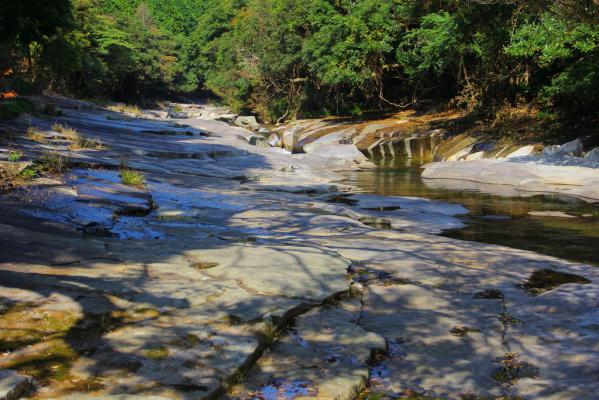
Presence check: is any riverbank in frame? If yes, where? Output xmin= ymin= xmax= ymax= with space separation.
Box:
xmin=1 ymin=97 xmax=598 ymax=400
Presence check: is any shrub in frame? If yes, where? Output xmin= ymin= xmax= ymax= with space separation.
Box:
xmin=0 ymin=98 xmax=35 ymax=120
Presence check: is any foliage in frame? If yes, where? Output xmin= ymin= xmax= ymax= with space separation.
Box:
xmin=119 ymin=163 xmax=146 ymax=188
xmin=0 ymin=98 xmax=35 ymax=120
xmin=8 ymin=151 xmax=22 ymax=162
xmin=0 ymin=0 xmax=598 ymax=124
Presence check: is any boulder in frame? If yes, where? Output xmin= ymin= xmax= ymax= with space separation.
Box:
xmin=543 ymin=145 xmax=563 ymax=157
xmin=282 ymin=128 xmax=300 ymax=152
xmin=248 ymin=135 xmax=269 ymax=148
xmin=234 ymin=116 xmax=260 ymax=131
xmin=267 ymin=133 xmax=281 ymax=147
xmin=584 ymin=147 xmax=599 ymax=162
xmin=561 ymin=139 xmax=583 ymax=156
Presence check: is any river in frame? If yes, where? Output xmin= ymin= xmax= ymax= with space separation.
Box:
xmin=348 ymin=159 xmax=599 ymax=265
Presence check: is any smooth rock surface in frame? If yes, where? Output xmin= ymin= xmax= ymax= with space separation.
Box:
xmin=1 ymin=96 xmax=597 ymax=400
xmin=422 ymin=159 xmax=599 ymax=202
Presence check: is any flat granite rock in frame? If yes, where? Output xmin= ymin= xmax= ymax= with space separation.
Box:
xmin=422 ymin=159 xmax=599 ymax=202
xmin=228 ymin=298 xmax=385 ymax=400
xmin=2 ymin=97 xmax=598 ymax=400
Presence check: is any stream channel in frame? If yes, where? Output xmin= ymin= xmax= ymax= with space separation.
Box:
xmin=348 ymin=159 xmax=599 ymax=265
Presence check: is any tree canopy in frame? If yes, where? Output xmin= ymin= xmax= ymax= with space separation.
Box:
xmin=1 ymin=0 xmax=598 ymax=122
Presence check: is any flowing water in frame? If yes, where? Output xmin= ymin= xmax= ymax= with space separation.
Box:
xmin=348 ymin=159 xmax=599 ymax=265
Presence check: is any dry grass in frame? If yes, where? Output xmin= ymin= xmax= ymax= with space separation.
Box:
xmin=69 ymin=135 xmax=105 ymax=150
xmin=493 ymin=103 xmax=540 ymax=127
xmin=53 ymin=124 xmax=105 ymax=150
xmin=51 ymin=122 xmax=64 ymax=133
xmin=109 ymin=103 xmax=142 ymax=117
xmin=39 ymin=151 xmax=66 ymax=174
xmin=26 ymin=126 xmax=47 ymax=143
xmin=491 ymin=102 xmax=545 ymax=142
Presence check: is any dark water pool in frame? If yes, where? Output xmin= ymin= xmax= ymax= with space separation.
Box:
xmin=348 ymin=159 xmax=599 ymax=265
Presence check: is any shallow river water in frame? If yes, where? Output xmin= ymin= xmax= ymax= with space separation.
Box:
xmin=348 ymin=159 xmax=599 ymax=265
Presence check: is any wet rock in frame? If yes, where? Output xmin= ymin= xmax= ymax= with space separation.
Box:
xmin=0 ymin=370 xmax=31 ymax=400
xmin=518 ymin=269 xmax=591 ymax=296
xmin=561 ymin=139 xmax=583 ymax=157
xmin=235 ymin=116 xmax=260 ymax=131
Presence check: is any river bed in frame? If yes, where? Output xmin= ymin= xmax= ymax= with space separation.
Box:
xmin=348 ymin=159 xmax=599 ymax=265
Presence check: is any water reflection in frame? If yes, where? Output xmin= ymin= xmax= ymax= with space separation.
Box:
xmin=348 ymin=159 xmax=599 ymax=265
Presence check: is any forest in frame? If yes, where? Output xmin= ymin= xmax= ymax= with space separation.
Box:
xmin=1 ymin=0 xmax=598 ymax=124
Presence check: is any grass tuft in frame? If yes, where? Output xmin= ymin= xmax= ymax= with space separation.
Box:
xmin=8 ymin=150 xmax=22 ymax=162
xmin=54 ymin=124 xmax=105 ymax=150
xmin=119 ymin=162 xmax=146 ymax=188
xmin=109 ymin=103 xmax=142 ymax=117
xmin=39 ymin=151 xmax=66 ymax=174
xmin=51 ymin=122 xmax=64 ymax=133
xmin=26 ymin=126 xmax=46 ymax=143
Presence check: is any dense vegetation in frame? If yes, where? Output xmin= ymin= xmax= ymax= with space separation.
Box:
xmin=1 ymin=0 xmax=598 ymax=123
